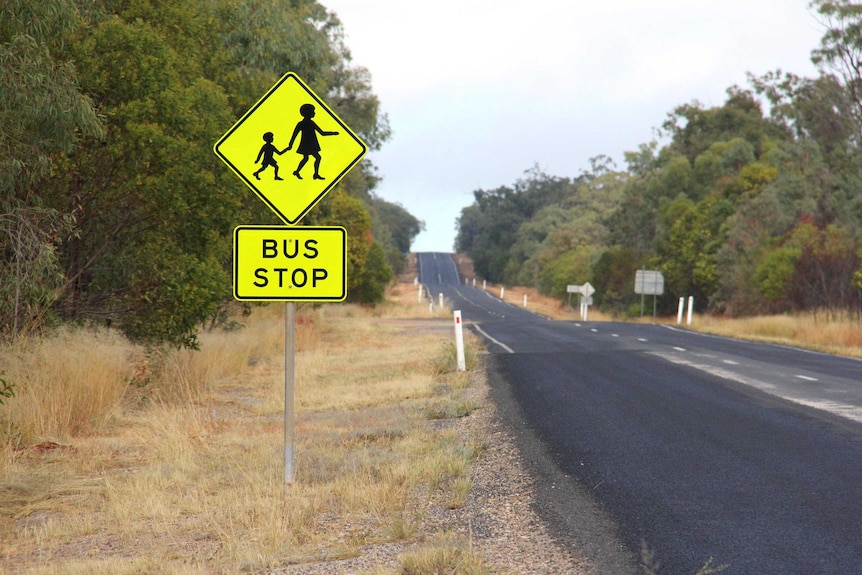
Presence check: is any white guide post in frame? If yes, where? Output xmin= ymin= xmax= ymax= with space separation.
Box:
xmin=454 ymin=310 xmax=466 ymax=372
xmin=677 ymin=297 xmax=685 ymax=324
xmin=687 ymin=296 xmax=694 ymax=325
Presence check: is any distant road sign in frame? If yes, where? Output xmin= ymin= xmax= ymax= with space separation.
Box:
xmin=566 ymin=283 xmax=596 ymax=296
xmin=635 ymin=270 xmax=664 ymax=295
xmin=214 ymin=73 xmax=367 ymax=225
xmin=233 ymin=226 xmax=346 ymax=301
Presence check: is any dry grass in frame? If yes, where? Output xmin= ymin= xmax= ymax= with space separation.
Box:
xmin=0 ymin=327 xmax=136 ymax=443
xmin=0 ymin=286 xmax=489 ymax=574
xmin=687 ymin=312 xmax=862 ymax=359
xmin=363 ymin=533 xmax=491 ymax=575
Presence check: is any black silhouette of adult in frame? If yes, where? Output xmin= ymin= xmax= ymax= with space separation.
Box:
xmin=285 ymin=103 xmax=338 ymax=180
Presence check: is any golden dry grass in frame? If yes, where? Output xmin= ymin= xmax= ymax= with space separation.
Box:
xmin=0 ymin=288 xmax=489 ymax=574
xmin=0 ymin=327 xmax=136 ymax=443
xmin=363 ymin=533 xmax=491 ymax=575
xmin=690 ymin=312 xmax=862 ymax=358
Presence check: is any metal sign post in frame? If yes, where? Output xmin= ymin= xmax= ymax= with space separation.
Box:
xmin=284 ymin=302 xmax=296 ymax=487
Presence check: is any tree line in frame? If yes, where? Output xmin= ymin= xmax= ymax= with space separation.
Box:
xmin=0 ymin=0 xmax=423 ymax=347
xmin=456 ymin=1 xmax=862 ymax=319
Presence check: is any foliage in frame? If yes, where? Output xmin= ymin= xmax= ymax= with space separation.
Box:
xmin=455 ymin=9 xmax=862 ymax=318
xmin=350 ymin=241 xmax=393 ymax=304
xmin=0 ymin=0 xmax=420 ymax=346
xmin=455 ymin=166 xmax=611 ymax=285
xmin=370 ymin=197 xmax=425 ymax=274
xmin=0 ymin=12 xmax=103 ymax=339
xmin=810 ymin=0 xmax=862 ymax=138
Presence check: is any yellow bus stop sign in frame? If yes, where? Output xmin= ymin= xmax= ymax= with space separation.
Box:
xmin=214 ymin=73 xmax=367 ymax=225
xmin=233 ymin=226 xmax=347 ymax=301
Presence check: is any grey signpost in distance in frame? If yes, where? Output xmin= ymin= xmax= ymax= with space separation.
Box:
xmin=635 ymin=270 xmax=664 ymax=320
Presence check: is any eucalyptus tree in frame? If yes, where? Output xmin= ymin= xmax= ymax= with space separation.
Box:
xmin=810 ymin=0 xmax=862 ymax=141
xmin=0 ymin=0 xmax=103 ymax=338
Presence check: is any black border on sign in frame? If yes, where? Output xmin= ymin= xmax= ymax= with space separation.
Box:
xmin=233 ymin=225 xmax=347 ymax=302
xmin=214 ymin=72 xmax=367 ymax=225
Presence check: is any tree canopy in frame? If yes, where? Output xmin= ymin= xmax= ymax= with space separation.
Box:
xmin=456 ymin=1 xmax=862 ymax=318
xmin=0 ymin=0 xmax=422 ymax=346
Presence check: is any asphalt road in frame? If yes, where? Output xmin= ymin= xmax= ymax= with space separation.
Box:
xmin=418 ymin=252 xmax=862 ymax=575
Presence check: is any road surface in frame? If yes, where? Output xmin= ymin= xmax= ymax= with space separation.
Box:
xmin=417 ymin=252 xmax=862 ymax=575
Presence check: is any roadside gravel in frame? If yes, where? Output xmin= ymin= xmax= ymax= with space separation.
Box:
xmin=277 ymin=365 xmax=595 ymax=575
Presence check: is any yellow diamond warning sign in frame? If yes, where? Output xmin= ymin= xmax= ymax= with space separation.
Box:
xmin=215 ymin=73 xmax=367 ymax=225
xmin=233 ymin=226 xmax=347 ymax=301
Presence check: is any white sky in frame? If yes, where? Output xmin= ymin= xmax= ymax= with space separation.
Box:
xmin=320 ymin=0 xmax=825 ymax=252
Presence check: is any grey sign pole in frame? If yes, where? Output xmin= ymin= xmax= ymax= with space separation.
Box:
xmin=284 ymin=302 xmax=296 ymax=487
xmin=640 ymin=269 xmax=645 ymax=317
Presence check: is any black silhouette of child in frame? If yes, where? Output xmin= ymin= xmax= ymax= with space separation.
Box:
xmin=285 ymin=103 xmax=338 ymax=180
xmin=253 ymin=132 xmax=284 ymax=180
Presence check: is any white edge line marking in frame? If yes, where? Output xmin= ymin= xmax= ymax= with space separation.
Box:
xmin=472 ymin=323 xmax=514 ymax=354
xmin=651 ymin=351 xmax=862 ymax=423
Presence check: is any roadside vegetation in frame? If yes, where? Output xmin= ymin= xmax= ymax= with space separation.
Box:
xmin=455 ymin=1 xmax=862 ymax=325
xmin=0 ymin=282 xmax=494 ymax=574
xmin=1 ymin=0 xmax=423 ymax=349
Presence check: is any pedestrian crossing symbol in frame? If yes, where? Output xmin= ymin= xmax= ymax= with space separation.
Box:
xmin=214 ymin=72 xmax=367 ymax=225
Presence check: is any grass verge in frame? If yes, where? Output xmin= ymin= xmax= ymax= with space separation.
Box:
xmin=0 ymin=283 xmax=495 ymax=574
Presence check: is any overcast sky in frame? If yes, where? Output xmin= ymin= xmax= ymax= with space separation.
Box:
xmin=320 ymin=1 xmax=825 ymax=253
